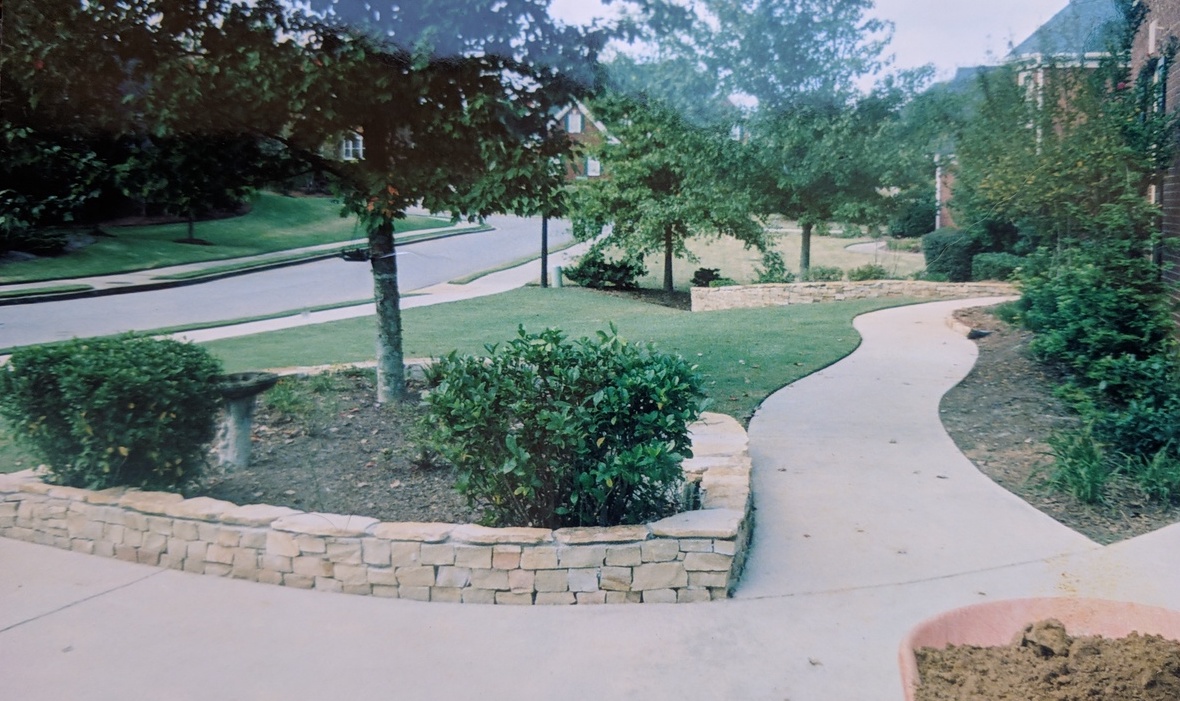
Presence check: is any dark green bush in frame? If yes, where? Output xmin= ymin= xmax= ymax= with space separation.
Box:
xmin=888 ymin=197 xmax=936 ymax=238
xmin=801 ymin=265 xmax=843 ymax=282
xmin=563 ymin=250 xmax=645 ymax=289
xmin=421 ymin=327 xmax=706 ymax=529
xmin=921 ymin=228 xmax=978 ymax=282
xmin=847 ymin=263 xmax=889 ymax=281
xmin=708 ymin=277 xmax=739 ymax=287
xmin=691 ymin=268 xmax=721 ymax=287
xmin=0 ymin=336 xmax=223 ymax=490
xmin=0 ymin=227 xmax=68 ymax=256
xmin=971 ymin=252 xmax=1025 ymax=281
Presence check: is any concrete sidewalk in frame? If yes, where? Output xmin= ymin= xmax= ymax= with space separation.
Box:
xmin=4 ymin=297 xmax=1180 ymax=700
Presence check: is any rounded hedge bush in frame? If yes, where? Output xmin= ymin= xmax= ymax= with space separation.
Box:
xmin=0 ymin=335 xmax=223 ymax=490
xmin=421 ymin=326 xmax=706 ymax=529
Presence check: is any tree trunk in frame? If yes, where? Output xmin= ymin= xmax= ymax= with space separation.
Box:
xmin=800 ymin=221 xmax=812 ymax=276
xmin=540 ymin=216 xmax=549 ymax=288
xmin=370 ymin=218 xmax=406 ymax=403
xmin=187 ymin=214 xmax=196 ymax=243
xmin=663 ymin=227 xmax=674 ymax=292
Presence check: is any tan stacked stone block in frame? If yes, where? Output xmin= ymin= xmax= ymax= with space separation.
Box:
xmin=266 ymin=531 xmax=301 ymax=558
xmin=600 ymin=567 xmax=632 ymax=591
xmin=641 ymin=539 xmax=680 ymax=563
xmin=216 ymin=529 xmax=241 ymax=547
xmin=272 ymin=512 xmax=378 ymax=537
xmin=554 ymin=525 xmax=648 ymax=544
xmin=296 ymin=535 xmax=327 ymax=554
xmin=361 ymin=538 xmax=391 ymax=566
xmin=454 ymin=545 xmax=492 ymax=569
xmin=491 ymin=545 xmax=521 ymax=569
xmin=534 ymin=569 xmax=569 ymax=592
xmin=567 ymin=568 xmax=600 ymax=593
xmin=172 ymin=520 xmax=199 ymax=541
xmin=631 ymin=562 xmax=687 ymax=591
xmin=392 ymin=542 xmax=425 ymax=566
xmin=221 ymin=504 xmax=301 ymax=527
xmin=557 ymin=545 xmax=605 ymax=568
xmin=314 ymin=576 xmax=343 ymax=593
xmin=283 ymin=574 xmax=314 ymax=589
xmin=642 ymin=589 xmax=677 ymax=603
xmin=452 ymin=524 xmax=552 ymax=545
xmin=689 ymin=571 xmax=728 ymax=588
xmin=605 ymin=545 xmax=642 ymax=567
xmin=684 ymin=552 xmax=732 ymax=572
xmin=400 ymin=586 xmax=431 ymax=602
xmin=370 ymin=521 xmax=453 ymax=543
xmin=535 ymin=592 xmax=576 ymax=605
xmin=367 ymin=568 xmax=399 ymax=587
xmin=333 ymin=563 xmax=368 ymax=586
xmin=435 ymin=566 xmax=471 ymax=588
xmin=677 ymin=588 xmax=713 ymax=603
xmin=470 ymin=568 xmax=509 ymax=591
xmin=326 ymin=540 xmax=362 ymax=565
xmin=292 ymin=556 xmax=333 ymax=577
xmin=520 ymin=546 xmax=558 ymax=570
xmin=508 ymin=569 xmax=535 ymax=593
xmin=396 ymin=566 xmax=436 ymax=587
xmin=431 ymin=587 xmax=463 ymax=603
xmin=495 ymin=592 xmax=533 ymax=605
xmin=462 ymin=589 xmax=496 ymax=604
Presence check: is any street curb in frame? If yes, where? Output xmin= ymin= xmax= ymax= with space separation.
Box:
xmin=0 ymin=226 xmax=488 ymax=307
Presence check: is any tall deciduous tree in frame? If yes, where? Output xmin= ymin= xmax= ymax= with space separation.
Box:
xmin=569 ymin=93 xmax=763 ymax=292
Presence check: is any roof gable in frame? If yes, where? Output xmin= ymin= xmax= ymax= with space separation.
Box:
xmin=1010 ymin=0 xmax=1125 ymax=58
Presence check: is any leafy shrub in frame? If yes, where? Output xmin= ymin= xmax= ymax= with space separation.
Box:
xmin=888 ymin=197 xmax=936 ymax=238
xmin=691 ymin=267 xmax=722 ymax=287
xmin=971 ymin=252 xmax=1025 ymax=281
xmin=754 ymin=250 xmax=794 ymax=283
xmin=801 ymin=265 xmax=843 ymax=282
xmin=563 ymin=249 xmax=645 ymax=290
xmin=1021 ymin=244 xmax=1174 ymax=396
xmin=0 ymin=227 xmax=68 ymax=256
xmin=421 ymin=327 xmax=706 ymax=529
xmin=887 ymin=237 xmax=923 ymax=253
xmin=921 ymin=228 xmax=978 ymax=282
xmin=708 ymin=277 xmax=739 ymax=287
xmin=847 ymin=263 xmax=889 ymax=281
xmin=1043 ymin=426 xmax=1109 ymax=504
xmin=0 ymin=336 xmax=223 ymax=490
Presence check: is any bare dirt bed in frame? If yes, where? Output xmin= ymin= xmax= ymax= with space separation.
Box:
xmin=942 ymin=306 xmax=1180 ymax=544
xmin=194 ymin=370 xmax=481 ymax=525
xmin=916 ymin=619 xmax=1180 ymax=701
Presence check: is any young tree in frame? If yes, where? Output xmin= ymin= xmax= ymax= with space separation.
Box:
xmin=569 ymin=93 xmax=763 ymax=292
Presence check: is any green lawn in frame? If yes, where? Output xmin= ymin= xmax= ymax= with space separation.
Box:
xmin=203 ymin=288 xmax=913 ymax=423
xmin=0 ymin=192 xmax=452 ymax=284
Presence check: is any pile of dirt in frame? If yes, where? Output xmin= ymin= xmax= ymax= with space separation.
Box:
xmin=916 ymin=619 xmax=1180 ymax=700
xmin=940 ymin=306 xmax=1180 ymax=544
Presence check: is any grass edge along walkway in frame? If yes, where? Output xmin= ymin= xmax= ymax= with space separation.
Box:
xmin=202 ymin=288 xmax=918 ymax=424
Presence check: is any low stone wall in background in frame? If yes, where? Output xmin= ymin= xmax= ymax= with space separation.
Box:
xmin=0 ymin=413 xmax=752 ymax=605
xmin=690 ymin=281 xmax=1017 ymax=312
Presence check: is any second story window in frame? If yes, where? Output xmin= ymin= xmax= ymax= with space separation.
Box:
xmin=341 ymin=134 xmax=365 ymax=161
xmin=567 ymin=112 xmax=584 ymax=134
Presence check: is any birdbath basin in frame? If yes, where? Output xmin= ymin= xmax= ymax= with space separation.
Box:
xmin=216 ymin=372 xmax=280 ymax=469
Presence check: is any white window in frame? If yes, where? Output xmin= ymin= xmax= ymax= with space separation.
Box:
xmin=585 ymin=157 xmax=601 ymax=177
xmin=341 ymin=134 xmax=365 ymax=161
xmin=567 ymin=111 xmax=584 ymax=134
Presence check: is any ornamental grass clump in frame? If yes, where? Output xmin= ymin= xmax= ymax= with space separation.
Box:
xmin=422 ymin=326 xmax=706 ymax=529
xmin=0 ymin=335 xmax=223 ymax=490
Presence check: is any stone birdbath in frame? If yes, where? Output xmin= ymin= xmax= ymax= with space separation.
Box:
xmin=216 ymin=371 xmax=280 ymax=470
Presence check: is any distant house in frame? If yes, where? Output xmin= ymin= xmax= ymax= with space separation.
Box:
xmin=936 ymin=0 xmax=1125 ymax=227
xmin=553 ymin=99 xmax=613 ymax=181
xmin=1131 ymin=0 xmax=1180 ymax=319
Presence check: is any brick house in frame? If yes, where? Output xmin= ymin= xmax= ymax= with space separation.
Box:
xmin=1131 ymin=0 xmax=1180 ymax=319
xmin=937 ymin=0 xmax=1124 ymax=227
xmin=553 ymin=99 xmax=612 ymax=181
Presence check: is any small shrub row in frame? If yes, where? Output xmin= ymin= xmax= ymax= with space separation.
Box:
xmin=421 ymin=327 xmax=706 ymax=529
xmin=0 ymin=336 xmax=223 ymax=490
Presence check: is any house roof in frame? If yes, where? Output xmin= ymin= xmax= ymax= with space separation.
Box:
xmin=1009 ymin=0 xmax=1125 ymax=58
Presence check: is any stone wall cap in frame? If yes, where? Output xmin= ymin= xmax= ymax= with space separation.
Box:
xmin=17 ymin=480 xmax=53 ymax=495
xmin=554 ymin=525 xmax=649 ymax=544
xmin=119 ymin=490 xmax=185 ymax=514
xmin=0 ymin=470 xmax=41 ymax=493
xmin=222 ymin=503 xmax=304 ymax=527
xmin=369 ymin=521 xmax=455 ymax=542
xmin=648 ymin=509 xmax=743 ymax=538
xmin=85 ymin=487 xmax=128 ymax=505
xmin=272 ymin=512 xmax=378 ymax=537
xmin=451 ymin=524 xmax=554 ymax=545
xmin=163 ymin=496 xmax=239 ymax=522
xmin=46 ymin=485 xmax=93 ymax=501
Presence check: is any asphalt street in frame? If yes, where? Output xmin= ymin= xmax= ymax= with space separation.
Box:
xmin=0 ymin=215 xmax=571 ymax=348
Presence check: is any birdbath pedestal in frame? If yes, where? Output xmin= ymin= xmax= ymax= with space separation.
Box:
xmin=217 ymin=372 xmax=280 ymax=469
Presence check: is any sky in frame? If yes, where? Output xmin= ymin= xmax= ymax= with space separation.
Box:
xmin=549 ymin=0 xmax=1073 ymax=83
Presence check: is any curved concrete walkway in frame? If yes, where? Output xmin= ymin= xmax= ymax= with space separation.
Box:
xmin=4 ymin=298 xmax=1180 ymax=700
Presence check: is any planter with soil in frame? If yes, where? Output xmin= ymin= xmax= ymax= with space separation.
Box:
xmin=901 ymin=598 xmax=1180 ymax=700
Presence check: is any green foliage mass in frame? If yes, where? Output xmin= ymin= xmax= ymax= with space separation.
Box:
xmin=0 ymin=336 xmax=223 ymax=490
xmin=970 ymin=252 xmax=1024 ymax=282
xmin=921 ymin=228 xmax=977 ymax=282
xmin=563 ymin=250 xmax=645 ymax=290
xmin=421 ymin=327 xmax=706 ymax=529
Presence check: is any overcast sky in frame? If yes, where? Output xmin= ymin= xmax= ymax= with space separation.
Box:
xmin=550 ymin=0 xmax=1072 ymax=82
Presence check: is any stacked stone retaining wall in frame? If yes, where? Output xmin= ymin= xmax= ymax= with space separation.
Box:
xmin=0 ymin=413 xmax=751 ymax=605
xmin=690 ymin=281 xmax=1017 ymax=312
